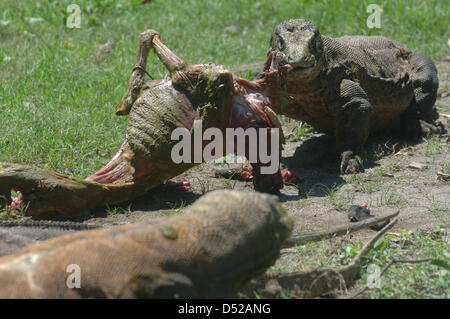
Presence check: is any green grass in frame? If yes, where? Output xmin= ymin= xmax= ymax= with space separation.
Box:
xmin=360 ymin=228 xmax=450 ymax=298
xmin=441 ymin=163 xmax=450 ymax=174
xmin=271 ymin=228 xmax=449 ymax=298
xmin=0 ymin=0 xmax=449 ymax=178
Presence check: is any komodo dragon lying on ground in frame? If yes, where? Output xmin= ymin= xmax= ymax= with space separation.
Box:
xmin=0 ymin=190 xmax=292 ymax=298
xmin=1 ymin=29 xmax=296 ymax=217
xmin=0 ymin=189 xmax=399 ymax=298
xmin=259 ymin=19 xmax=441 ymax=173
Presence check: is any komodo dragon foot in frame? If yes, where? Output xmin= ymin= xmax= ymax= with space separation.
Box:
xmin=0 ymin=190 xmax=293 ymax=298
xmin=340 ymin=151 xmax=364 ymax=174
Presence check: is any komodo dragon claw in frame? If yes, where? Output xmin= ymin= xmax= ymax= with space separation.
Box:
xmin=340 ymin=151 xmax=363 ymax=174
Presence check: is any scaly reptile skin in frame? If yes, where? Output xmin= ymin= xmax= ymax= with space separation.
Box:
xmin=0 ymin=220 xmax=101 ymax=257
xmin=0 ymin=190 xmax=292 ymax=298
xmin=262 ymin=19 xmax=440 ymax=173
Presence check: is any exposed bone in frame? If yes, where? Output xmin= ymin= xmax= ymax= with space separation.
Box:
xmin=151 ymin=34 xmax=188 ymax=73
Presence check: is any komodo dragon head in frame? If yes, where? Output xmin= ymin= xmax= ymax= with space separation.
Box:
xmin=267 ymin=19 xmax=324 ymax=79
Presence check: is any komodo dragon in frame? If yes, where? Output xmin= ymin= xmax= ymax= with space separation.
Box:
xmin=1 ymin=29 xmax=296 ymax=217
xmin=0 ymin=190 xmax=292 ymax=298
xmin=260 ymin=19 xmax=441 ymax=173
xmin=0 ymin=190 xmax=400 ymax=299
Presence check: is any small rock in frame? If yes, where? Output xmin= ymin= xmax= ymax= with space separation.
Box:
xmin=408 ymin=162 xmax=426 ymax=170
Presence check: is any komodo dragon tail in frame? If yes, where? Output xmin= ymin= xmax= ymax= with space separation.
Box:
xmin=0 ymin=190 xmax=292 ymax=298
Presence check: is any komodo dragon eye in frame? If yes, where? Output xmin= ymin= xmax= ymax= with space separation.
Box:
xmin=314 ymin=38 xmax=323 ymax=53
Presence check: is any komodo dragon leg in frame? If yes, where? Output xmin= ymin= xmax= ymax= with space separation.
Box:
xmin=0 ymin=190 xmax=292 ymax=298
xmin=115 ymin=30 xmax=187 ymax=116
xmin=114 ymin=30 xmax=191 ymax=190
xmin=335 ymin=79 xmax=372 ymax=174
xmin=401 ymin=53 xmax=442 ymax=138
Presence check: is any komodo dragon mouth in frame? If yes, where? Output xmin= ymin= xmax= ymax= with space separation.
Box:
xmin=0 ymin=30 xmax=287 ymax=218
xmin=265 ymin=19 xmax=324 ymax=80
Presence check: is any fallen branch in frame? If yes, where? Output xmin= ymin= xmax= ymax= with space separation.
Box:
xmin=282 ymin=210 xmax=399 ymax=248
xmin=240 ymin=217 xmax=398 ymax=298
xmin=347 ymin=257 xmax=432 ymax=299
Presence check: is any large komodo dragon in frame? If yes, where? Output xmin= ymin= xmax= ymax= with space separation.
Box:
xmin=0 ymin=190 xmax=292 ymax=298
xmin=1 ymin=29 xmax=293 ymax=217
xmin=0 ymin=188 xmax=399 ymax=299
xmin=260 ymin=19 xmax=441 ymax=173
